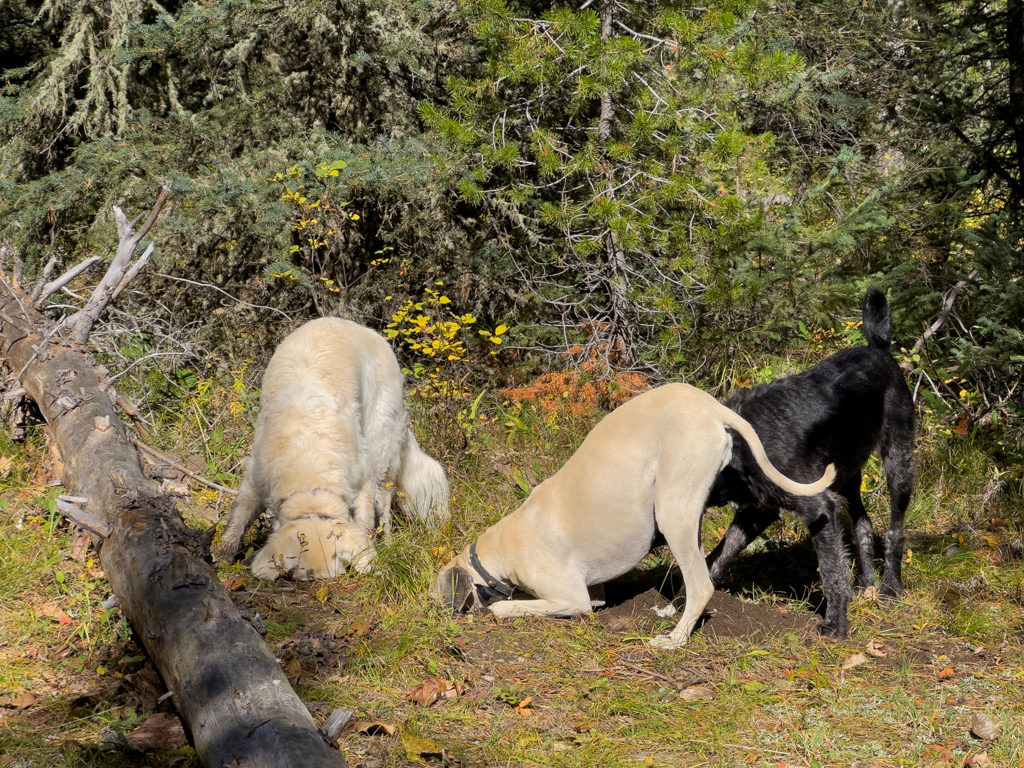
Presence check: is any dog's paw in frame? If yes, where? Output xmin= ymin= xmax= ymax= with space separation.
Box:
xmin=815 ymin=622 xmax=846 ymax=640
xmin=649 ymin=633 xmax=685 ymax=650
xmin=879 ymin=582 xmax=904 ymax=600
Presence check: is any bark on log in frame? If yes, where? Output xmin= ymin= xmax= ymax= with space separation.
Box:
xmin=0 ymin=221 xmax=345 ymax=768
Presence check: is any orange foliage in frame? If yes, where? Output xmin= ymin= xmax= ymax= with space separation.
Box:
xmin=501 ymin=349 xmax=648 ymax=418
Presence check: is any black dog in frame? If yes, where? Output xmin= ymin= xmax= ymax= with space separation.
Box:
xmin=705 ymin=287 xmax=915 ymax=638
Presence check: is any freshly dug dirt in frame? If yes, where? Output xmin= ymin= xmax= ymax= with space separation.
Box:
xmin=701 ymin=591 xmax=817 ymax=640
xmin=596 ymin=588 xmax=670 ymax=634
xmin=597 ymin=588 xmax=817 ymax=639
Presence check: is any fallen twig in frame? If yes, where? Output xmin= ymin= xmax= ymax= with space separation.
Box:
xmin=135 ymin=441 xmax=239 ymax=496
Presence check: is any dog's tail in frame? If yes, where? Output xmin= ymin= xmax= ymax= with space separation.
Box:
xmin=397 ymin=430 xmax=450 ymax=525
xmin=863 ymin=287 xmax=892 ymax=351
xmin=719 ymin=408 xmax=836 ymax=496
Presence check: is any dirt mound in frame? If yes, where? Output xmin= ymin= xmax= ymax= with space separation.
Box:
xmin=596 ymin=588 xmax=670 ymax=633
xmin=702 ymin=591 xmax=817 ymax=639
xmin=597 ymin=589 xmax=816 ymax=639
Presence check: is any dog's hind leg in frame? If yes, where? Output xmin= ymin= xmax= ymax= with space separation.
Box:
xmin=880 ymin=388 xmax=915 ymax=597
xmin=841 ymin=473 xmax=877 ymax=590
xmin=796 ymin=494 xmax=853 ymax=638
xmin=705 ymin=504 xmax=781 ymax=586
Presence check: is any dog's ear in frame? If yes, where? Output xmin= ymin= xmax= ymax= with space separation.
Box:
xmin=435 ymin=566 xmax=476 ymax=613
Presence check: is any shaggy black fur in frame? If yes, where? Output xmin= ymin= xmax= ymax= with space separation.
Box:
xmin=706 ymin=287 xmax=916 ymax=639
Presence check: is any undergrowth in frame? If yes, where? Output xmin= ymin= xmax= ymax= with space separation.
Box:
xmin=1 ymin=350 xmax=1022 ymax=768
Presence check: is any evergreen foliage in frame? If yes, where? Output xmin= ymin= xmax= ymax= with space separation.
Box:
xmin=0 ymin=0 xmax=1020 ymax=437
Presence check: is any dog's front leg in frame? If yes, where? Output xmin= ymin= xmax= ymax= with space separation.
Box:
xmin=489 ymin=597 xmax=593 ymax=618
xmin=217 ymin=466 xmax=263 ymax=560
xmin=488 ymin=577 xmax=592 ymax=618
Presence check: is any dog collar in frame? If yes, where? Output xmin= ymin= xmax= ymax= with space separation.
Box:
xmin=468 ymin=541 xmax=515 ymax=600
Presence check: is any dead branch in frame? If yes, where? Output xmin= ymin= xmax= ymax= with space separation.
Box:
xmin=56 ymin=498 xmax=112 ymax=538
xmin=30 ymin=255 xmax=58 ymax=303
xmin=111 ymin=243 xmax=154 ymax=301
xmin=135 ymin=441 xmax=240 ymax=496
xmin=116 ymin=394 xmax=152 ymax=441
xmin=37 ymin=256 xmax=101 ymax=303
xmin=70 ymin=187 xmax=170 ymax=343
xmin=911 ymin=269 xmax=979 ymax=355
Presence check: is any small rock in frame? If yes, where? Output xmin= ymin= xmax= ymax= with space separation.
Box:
xmin=98 ymin=726 xmax=134 ymax=750
xmin=652 ymin=603 xmax=678 ymax=618
xmin=678 ymin=686 xmax=714 ymax=702
xmin=967 ymin=751 xmax=994 ymax=767
xmin=943 ymin=543 xmax=961 ymax=557
xmin=551 ymin=741 xmax=570 ymax=752
xmin=970 ymin=712 xmax=999 ymax=741
xmin=99 ymin=594 xmax=120 ymax=610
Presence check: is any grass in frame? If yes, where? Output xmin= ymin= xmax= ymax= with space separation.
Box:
xmin=1 ymin=389 xmax=1022 ymax=768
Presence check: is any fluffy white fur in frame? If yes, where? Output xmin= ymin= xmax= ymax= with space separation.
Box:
xmin=433 ymin=383 xmax=835 ymax=649
xmin=218 ymin=317 xmax=449 ymax=579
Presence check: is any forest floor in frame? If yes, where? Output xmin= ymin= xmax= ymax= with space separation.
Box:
xmin=0 ymin=397 xmax=1022 ymax=768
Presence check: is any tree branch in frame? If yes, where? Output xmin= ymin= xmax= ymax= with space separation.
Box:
xmin=30 ymin=256 xmax=58 ymax=303
xmin=135 ymin=441 xmax=240 ymax=496
xmin=56 ymin=498 xmax=112 ymax=538
xmin=911 ymin=269 xmax=979 ymax=355
xmin=37 ymin=256 xmax=101 ymax=303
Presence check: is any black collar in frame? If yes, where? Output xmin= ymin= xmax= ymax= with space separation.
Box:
xmin=468 ymin=541 xmax=515 ymax=601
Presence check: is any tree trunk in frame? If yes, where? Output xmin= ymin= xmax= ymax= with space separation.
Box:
xmin=1008 ymin=0 xmax=1024 ymax=213
xmin=598 ymin=0 xmax=634 ymax=367
xmin=0 ymin=201 xmax=345 ymax=768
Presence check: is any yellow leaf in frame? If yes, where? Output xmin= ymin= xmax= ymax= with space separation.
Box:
xmin=495 ymin=324 xmax=508 ymax=335
xmin=490 ymin=337 xmax=502 ymax=344
xmin=439 ymin=296 xmax=451 ymax=304
xmin=350 ymin=214 xmax=360 ymax=220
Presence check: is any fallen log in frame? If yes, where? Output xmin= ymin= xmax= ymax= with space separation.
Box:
xmin=0 ymin=190 xmax=345 ymax=768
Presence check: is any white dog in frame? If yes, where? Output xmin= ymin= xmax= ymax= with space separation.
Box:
xmin=433 ymin=383 xmax=835 ymax=649
xmin=217 ymin=317 xmax=449 ymax=579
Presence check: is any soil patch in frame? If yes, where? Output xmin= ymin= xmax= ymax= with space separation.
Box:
xmin=701 ymin=591 xmax=817 ymax=640
xmin=596 ymin=588 xmax=670 ymax=634
xmin=596 ymin=588 xmax=817 ymax=639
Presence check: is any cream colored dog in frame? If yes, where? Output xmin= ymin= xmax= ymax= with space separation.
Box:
xmin=433 ymin=383 xmax=835 ymax=649
xmin=217 ymin=317 xmax=449 ymax=580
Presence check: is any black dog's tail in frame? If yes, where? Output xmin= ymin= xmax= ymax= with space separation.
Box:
xmin=863 ymin=287 xmax=892 ymax=351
